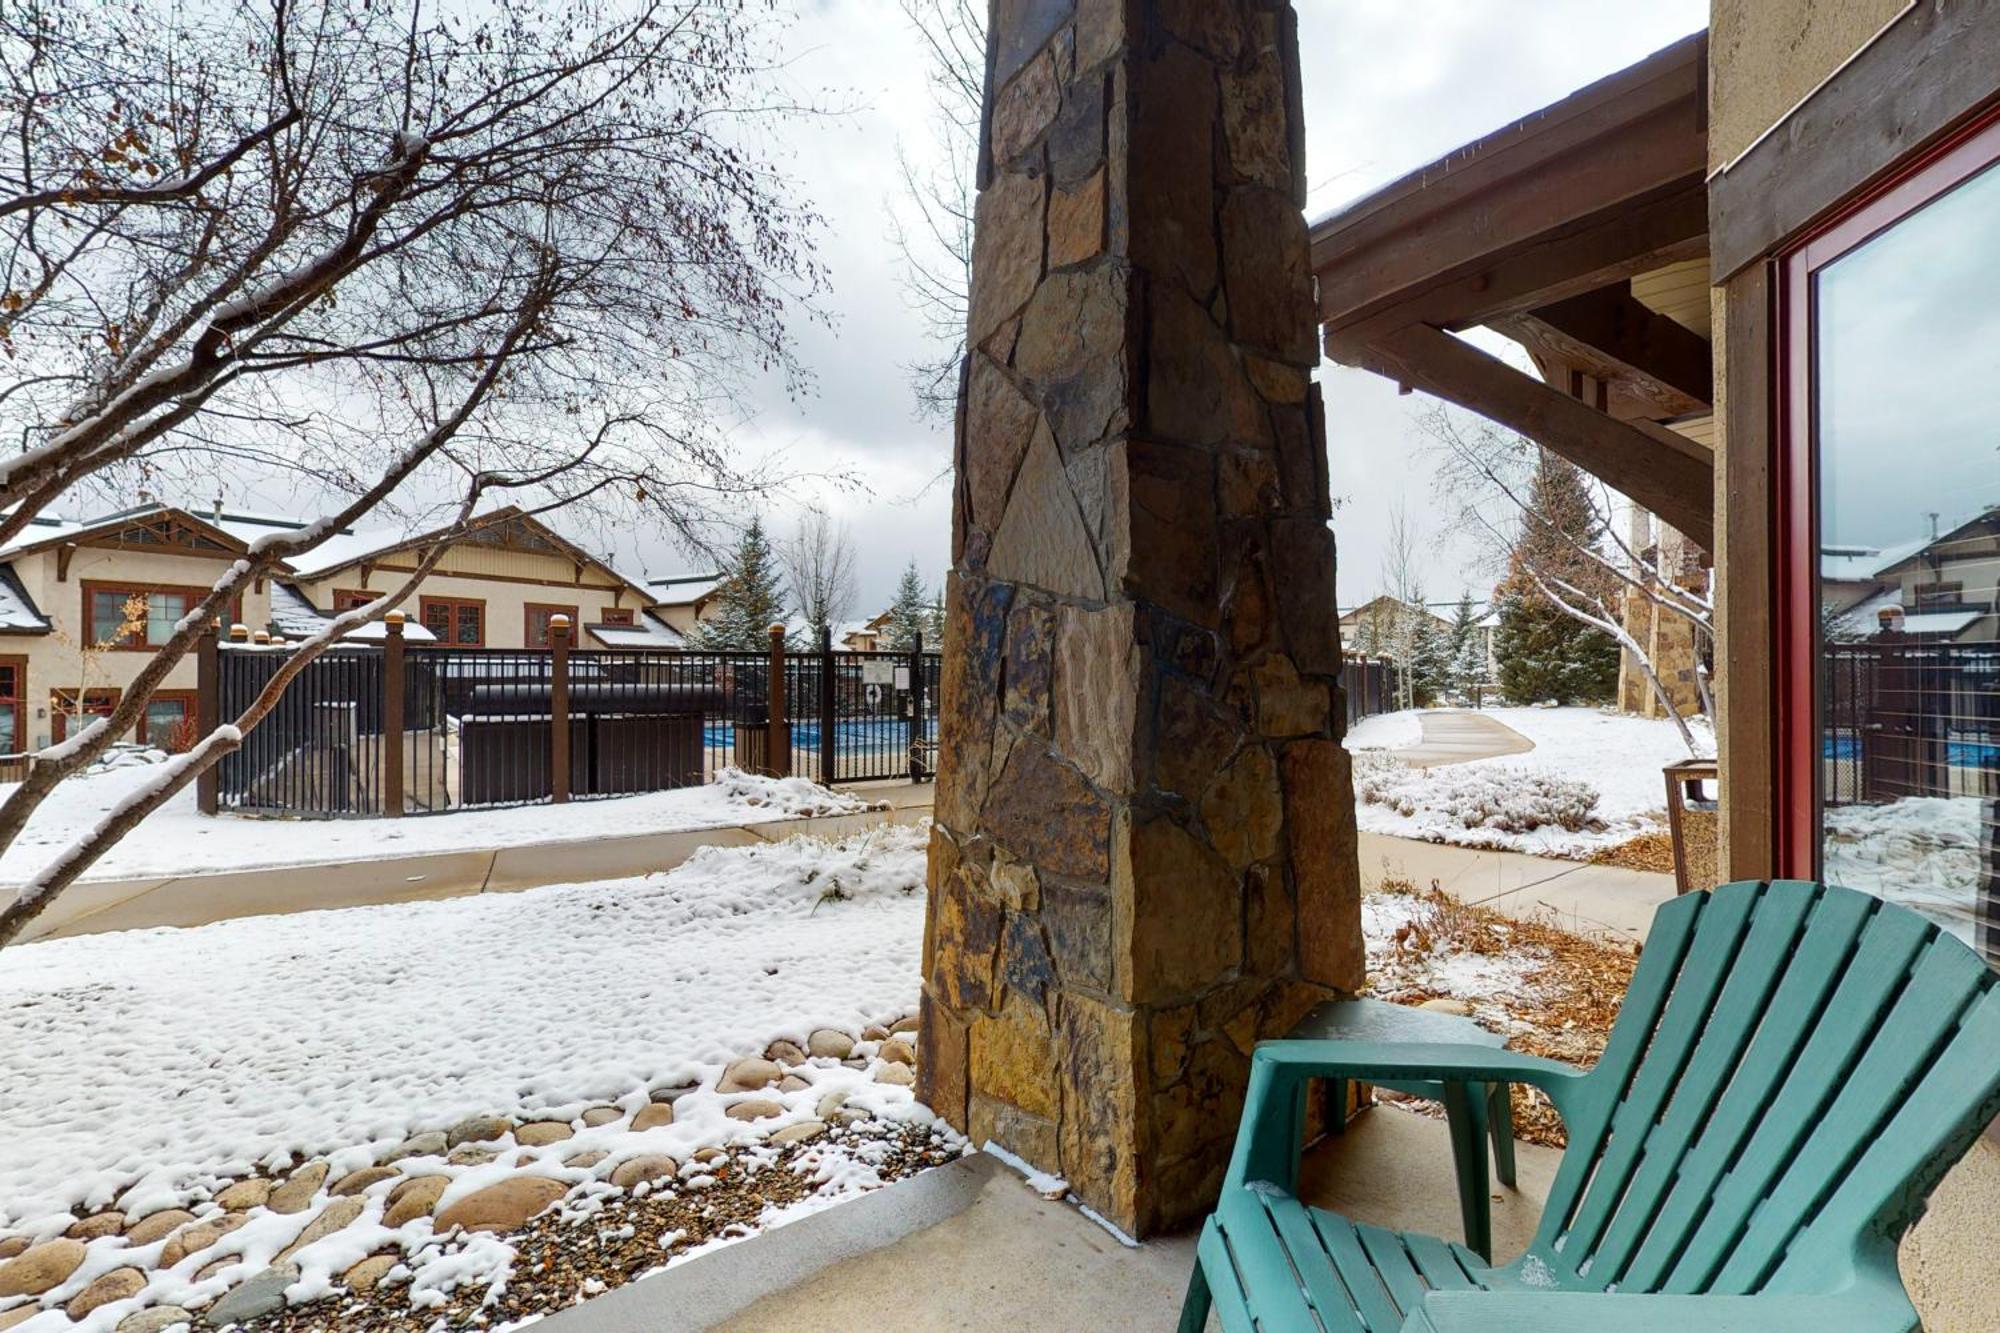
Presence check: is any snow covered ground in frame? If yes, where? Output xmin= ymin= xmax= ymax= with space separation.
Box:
xmin=0 ymin=767 xmax=877 ymax=887
xmin=1347 ymin=706 xmax=1711 ymax=859
xmin=1824 ymin=796 xmax=1985 ymax=947
xmin=0 ymin=823 xmax=931 ymax=1245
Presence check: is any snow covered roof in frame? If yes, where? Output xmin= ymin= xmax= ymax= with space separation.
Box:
xmin=268 ymin=583 xmax=438 ymax=642
xmin=0 ymin=565 xmax=50 ymax=634
xmin=281 ymin=525 xmax=408 ymax=578
xmin=586 ymin=613 xmax=685 ymax=649
xmin=1820 ymin=537 xmax=1928 ymax=583
xmin=647 ymin=573 xmax=723 ymax=605
xmin=1894 ymin=609 xmax=1985 ymax=637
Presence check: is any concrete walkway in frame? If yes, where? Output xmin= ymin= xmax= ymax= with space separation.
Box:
xmin=1396 ymin=709 xmax=1535 ymax=767
xmin=1359 ymin=829 xmax=1674 ymax=941
xmin=18 ymin=780 xmax=935 ymax=942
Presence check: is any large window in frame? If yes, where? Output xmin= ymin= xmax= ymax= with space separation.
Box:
xmin=85 ymin=583 xmax=197 ymax=649
xmin=0 ymin=657 xmax=24 ymax=754
xmin=420 ymin=596 xmax=485 ymax=648
xmin=1784 ymin=117 xmax=2000 ymax=964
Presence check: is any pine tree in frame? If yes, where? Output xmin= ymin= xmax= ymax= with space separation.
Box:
xmin=882 ymin=560 xmax=933 ymax=650
xmin=1492 ymin=451 xmax=1621 ymax=704
xmin=1445 ymin=590 xmax=1485 ymax=698
xmin=686 ymin=516 xmax=791 ymax=650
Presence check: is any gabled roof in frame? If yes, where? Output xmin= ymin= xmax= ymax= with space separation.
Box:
xmin=0 ymin=502 xmax=293 ymax=568
xmin=1872 ymin=509 xmax=2000 ymax=580
xmin=287 ymin=505 xmax=661 ymax=606
xmin=0 ymin=565 xmax=50 ymax=635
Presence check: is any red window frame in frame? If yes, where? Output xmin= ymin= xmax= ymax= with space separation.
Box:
xmin=51 ymin=687 xmax=119 ymax=743
xmin=419 ymin=596 xmax=486 ymax=648
xmin=82 ymin=581 xmax=239 ymax=651
xmin=524 ymin=602 xmax=579 ymax=648
xmin=333 ymin=588 xmax=381 ymax=613
xmin=0 ymin=656 xmax=25 ymax=754
xmin=598 ymin=607 xmax=635 ymax=627
xmin=1775 ymin=109 xmax=2000 ymax=878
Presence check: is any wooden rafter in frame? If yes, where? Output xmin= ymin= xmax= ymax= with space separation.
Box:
xmin=1309 ymin=31 xmax=1715 ymax=547
xmin=1330 ymin=322 xmax=1713 ymax=550
xmin=1497 ymin=282 xmax=1712 ymax=417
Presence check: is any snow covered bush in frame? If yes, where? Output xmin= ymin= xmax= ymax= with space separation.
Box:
xmin=1353 ymin=751 xmax=1603 ymax=836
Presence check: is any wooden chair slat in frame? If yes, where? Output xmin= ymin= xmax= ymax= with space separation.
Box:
xmin=1176 ymin=881 xmax=2000 ymax=1333
xmin=1586 ymin=881 xmax=1822 ymax=1283
xmin=1559 ymin=884 xmax=1761 ymax=1263
xmin=1618 ymin=885 xmax=1874 ymax=1291
xmin=1712 ymin=937 xmax=1992 ymax=1292
xmin=1662 ymin=903 xmax=1933 ymax=1293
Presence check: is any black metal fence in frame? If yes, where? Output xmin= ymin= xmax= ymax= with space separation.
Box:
xmin=210 ymin=628 xmax=941 ymax=818
xmin=1822 ymin=641 xmax=2000 ymax=806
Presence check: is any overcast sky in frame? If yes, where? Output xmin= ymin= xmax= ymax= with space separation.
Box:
xmin=662 ymin=0 xmax=1711 ymax=615
xmin=221 ymin=0 xmax=1705 ymax=616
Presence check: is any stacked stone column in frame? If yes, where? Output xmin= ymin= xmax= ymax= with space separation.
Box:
xmin=919 ymin=0 xmax=1362 ymax=1237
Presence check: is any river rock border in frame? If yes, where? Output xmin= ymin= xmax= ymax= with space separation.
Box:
xmin=0 ymin=1016 xmax=928 ymax=1331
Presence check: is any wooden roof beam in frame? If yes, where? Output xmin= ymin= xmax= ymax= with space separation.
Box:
xmin=1312 ymin=33 xmax=1706 ymax=332
xmin=1520 ymin=284 xmax=1711 ymax=408
xmin=1329 ymin=321 xmax=1713 ymax=550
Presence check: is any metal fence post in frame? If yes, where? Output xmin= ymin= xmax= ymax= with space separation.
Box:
xmin=818 ymin=624 xmax=837 ymax=786
xmin=766 ymin=623 xmax=791 ymax=779
xmin=383 ymin=611 xmax=405 ymax=818
xmin=195 ymin=622 xmax=220 ymax=815
xmin=551 ymin=615 xmax=571 ymax=803
xmin=909 ymin=630 xmax=925 ymax=782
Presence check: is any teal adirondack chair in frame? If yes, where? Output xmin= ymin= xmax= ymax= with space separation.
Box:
xmin=1179 ymin=879 xmax=2000 ymax=1333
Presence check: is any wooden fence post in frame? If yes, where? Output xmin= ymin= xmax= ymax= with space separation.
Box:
xmin=818 ymin=624 xmax=837 ymax=786
xmin=382 ymin=611 xmax=405 ymax=818
xmin=551 ymin=615 xmax=571 ymax=803
xmin=767 ymin=623 xmax=790 ymax=779
xmin=195 ymin=622 xmax=220 ymax=815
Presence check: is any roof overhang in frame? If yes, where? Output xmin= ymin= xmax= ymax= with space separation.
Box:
xmin=1312 ymin=32 xmax=1715 ymax=550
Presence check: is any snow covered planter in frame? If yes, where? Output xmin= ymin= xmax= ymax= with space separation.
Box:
xmin=0 ymin=824 xmax=954 ymax=1331
xmin=1353 ymin=751 xmax=1603 ymax=836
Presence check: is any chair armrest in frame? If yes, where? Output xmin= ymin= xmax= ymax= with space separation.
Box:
xmin=1225 ymin=1040 xmax=1590 ymax=1191
xmin=1401 ymin=1291 xmax=1919 ymax=1333
xmin=1251 ymin=1039 xmax=1589 ymax=1112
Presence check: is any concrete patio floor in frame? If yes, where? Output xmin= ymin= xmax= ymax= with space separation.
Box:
xmin=549 ymin=1105 xmax=1563 ymax=1332
xmin=1359 ymin=829 xmax=1676 ymax=941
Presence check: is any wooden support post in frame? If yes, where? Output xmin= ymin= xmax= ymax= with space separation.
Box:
xmin=766 ymin=623 xmax=790 ymax=779
xmin=382 ymin=612 xmax=405 ymax=818
xmin=195 ymin=623 xmax=220 ymax=816
xmin=818 ymin=624 xmax=837 ymax=786
xmin=550 ymin=615 xmax=571 ymax=803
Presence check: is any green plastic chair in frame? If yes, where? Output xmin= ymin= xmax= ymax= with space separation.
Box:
xmin=1179 ymin=879 xmax=2000 ymax=1332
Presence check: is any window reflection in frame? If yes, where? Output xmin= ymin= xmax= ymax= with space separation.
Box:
xmin=1815 ymin=158 xmax=2000 ymax=961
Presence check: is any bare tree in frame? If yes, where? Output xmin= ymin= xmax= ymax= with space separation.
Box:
xmin=888 ymin=0 xmax=982 ymax=422
xmin=0 ymin=0 xmax=827 ymax=948
xmin=782 ymin=506 xmax=859 ymax=642
xmin=1416 ymin=401 xmax=1712 ymax=753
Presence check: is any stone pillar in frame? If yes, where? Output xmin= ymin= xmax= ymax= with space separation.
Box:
xmin=920 ymin=0 xmax=1363 ymax=1238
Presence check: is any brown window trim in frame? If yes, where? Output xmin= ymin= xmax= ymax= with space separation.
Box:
xmin=419 ymin=595 xmax=486 ymax=648
xmin=82 ymin=581 xmax=238 ymax=651
xmin=0 ymin=654 xmax=25 ymax=755
xmin=51 ymin=687 xmax=120 ymax=743
xmin=525 ymin=602 xmax=580 ymax=647
xmin=333 ymin=588 xmax=382 ymax=612
xmin=598 ymin=607 xmax=636 ymax=627
xmin=142 ymin=689 xmax=198 ymax=750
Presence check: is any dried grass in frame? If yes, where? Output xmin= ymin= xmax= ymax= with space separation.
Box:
xmin=1367 ymin=877 xmax=1638 ymax=1149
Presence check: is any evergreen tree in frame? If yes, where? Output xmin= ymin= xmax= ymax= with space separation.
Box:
xmin=1445 ymin=590 xmax=1486 ymax=698
xmin=1401 ymin=588 xmax=1449 ymax=706
xmin=1491 ymin=452 xmax=1621 ymax=703
xmin=882 ymin=560 xmax=933 ymax=650
xmin=686 ymin=516 xmax=791 ymax=650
